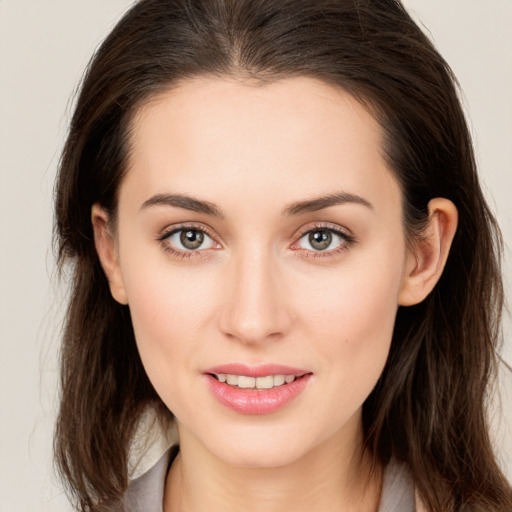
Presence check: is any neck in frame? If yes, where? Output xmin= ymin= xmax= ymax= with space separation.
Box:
xmin=164 ymin=414 xmax=382 ymax=512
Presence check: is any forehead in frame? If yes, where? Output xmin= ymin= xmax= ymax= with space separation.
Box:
xmin=122 ymin=76 xmax=401 ymax=216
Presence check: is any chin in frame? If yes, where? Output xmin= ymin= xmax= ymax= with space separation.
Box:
xmin=197 ymin=422 xmax=321 ymax=468
xmin=215 ymin=441 xmax=307 ymax=468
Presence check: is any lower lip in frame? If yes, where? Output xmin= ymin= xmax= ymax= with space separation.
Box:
xmin=205 ymin=374 xmax=312 ymax=415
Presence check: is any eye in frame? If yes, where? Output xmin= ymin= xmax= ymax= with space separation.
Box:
xmin=295 ymin=227 xmax=353 ymax=253
xmin=164 ymin=228 xmax=216 ymax=251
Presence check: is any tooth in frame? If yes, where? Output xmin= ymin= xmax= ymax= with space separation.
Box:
xmin=226 ymin=374 xmax=238 ymax=386
xmin=237 ymin=376 xmax=256 ymax=388
xmin=273 ymin=375 xmax=285 ymax=387
xmin=256 ymin=376 xmax=274 ymax=389
xmin=222 ymin=373 xmax=298 ymax=389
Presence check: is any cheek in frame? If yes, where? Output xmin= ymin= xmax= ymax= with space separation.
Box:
xmin=128 ymin=272 xmax=207 ymax=337
xmin=119 ymin=253 xmax=213 ymax=393
xmin=298 ymin=252 xmax=404 ymax=383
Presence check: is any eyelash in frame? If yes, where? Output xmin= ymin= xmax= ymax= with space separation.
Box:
xmin=157 ymin=223 xmax=219 ymax=260
xmin=291 ymin=223 xmax=356 ymax=258
xmin=157 ymin=222 xmax=356 ymax=260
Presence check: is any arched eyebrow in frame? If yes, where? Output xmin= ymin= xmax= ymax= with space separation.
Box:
xmin=140 ymin=190 xmax=373 ymax=217
xmin=283 ymin=191 xmax=373 ymax=216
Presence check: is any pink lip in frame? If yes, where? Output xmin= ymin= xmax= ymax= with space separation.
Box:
xmin=203 ymin=364 xmax=313 ymax=415
xmin=204 ymin=363 xmax=310 ymax=378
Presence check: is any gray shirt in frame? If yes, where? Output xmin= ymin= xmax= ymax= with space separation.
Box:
xmin=123 ymin=446 xmax=416 ymax=512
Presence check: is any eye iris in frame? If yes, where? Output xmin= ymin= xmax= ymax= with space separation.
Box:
xmin=180 ymin=229 xmax=204 ymax=249
xmin=309 ymin=230 xmax=332 ymax=250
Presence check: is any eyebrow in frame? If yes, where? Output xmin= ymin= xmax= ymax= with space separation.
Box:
xmin=140 ymin=193 xmax=225 ymax=218
xmin=283 ymin=191 xmax=373 ymax=216
xmin=140 ymin=190 xmax=373 ymax=218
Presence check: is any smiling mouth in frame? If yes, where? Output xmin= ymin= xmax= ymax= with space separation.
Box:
xmin=205 ymin=365 xmax=313 ymax=414
xmin=209 ymin=373 xmax=308 ymax=390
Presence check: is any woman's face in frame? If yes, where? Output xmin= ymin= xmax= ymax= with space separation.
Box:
xmin=108 ymin=77 xmax=413 ymax=467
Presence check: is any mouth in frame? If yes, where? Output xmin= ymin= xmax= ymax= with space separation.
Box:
xmin=209 ymin=373 xmax=305 ymax=390
xmin=204 ymin=364 xmax=313 ymax=415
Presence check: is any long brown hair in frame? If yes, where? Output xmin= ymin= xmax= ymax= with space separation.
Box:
xmin=54 ymin=0 xmax=512 ymax=510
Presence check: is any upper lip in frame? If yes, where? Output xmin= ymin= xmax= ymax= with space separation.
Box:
xmin=203 ymin=363 xmax=311 ymax=378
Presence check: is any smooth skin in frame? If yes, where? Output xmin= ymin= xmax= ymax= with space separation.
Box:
xmin=92 ymin=76 xmax=457 ymax=512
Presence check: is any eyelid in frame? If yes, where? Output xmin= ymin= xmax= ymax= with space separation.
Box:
xmin=292 ymin=222 xmax=356 ymax=242
xmin=290 ymin=222 xmax=357 ymax=255
xmin=157 ymin=222 xmax=219 ymax=241
xmin=157 ymin=222 xmax=222 ymax=257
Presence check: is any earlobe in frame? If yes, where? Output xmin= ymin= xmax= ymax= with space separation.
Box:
xmin=398 ymin=198 xmax=458 ymax=306
xmin=91 ymin=203 xmax=128 ymax=305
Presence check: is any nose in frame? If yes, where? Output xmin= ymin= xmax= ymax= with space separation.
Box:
xmin=218 ymin=246 xmax=292 ymax=345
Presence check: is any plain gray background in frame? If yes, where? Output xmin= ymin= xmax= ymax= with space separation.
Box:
xmin=1 ymin=1 xmax=511 ymax=510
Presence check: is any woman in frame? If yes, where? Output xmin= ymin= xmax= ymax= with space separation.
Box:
xmin=53 ymin=0 xmax=512 ymax=510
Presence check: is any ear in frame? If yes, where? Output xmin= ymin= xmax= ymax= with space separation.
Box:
xmin=398 ymin=198 xmax=458 ymax=306
xmin=91 ymin=203 xmax=128 ymax=305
